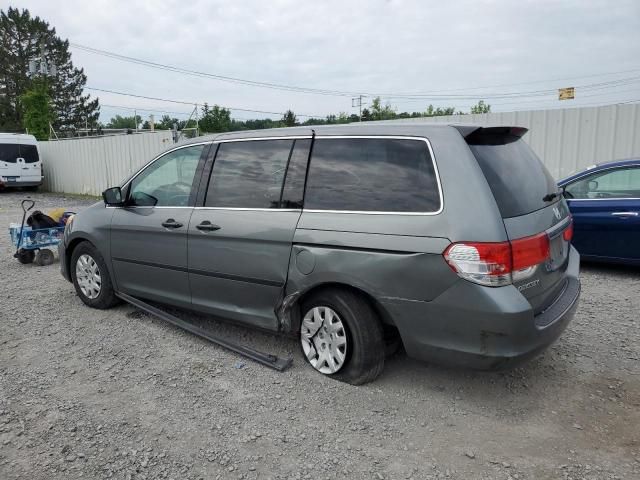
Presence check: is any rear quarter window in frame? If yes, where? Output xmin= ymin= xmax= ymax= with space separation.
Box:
xmin=304 ymin=137 xmax=441 ymax=213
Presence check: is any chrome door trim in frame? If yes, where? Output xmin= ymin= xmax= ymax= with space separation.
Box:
xmin=194 ymin=207 xmax=301 ymax=212
xmin=567 ymin=197 xmax=640 ymax=202
xmin=213 ymin=136 xmax=312 ymax=144
xmin=562 ymin=163 xmax=640 ymax=202
xmin=121 ymin=141 xmax=212 ymax=189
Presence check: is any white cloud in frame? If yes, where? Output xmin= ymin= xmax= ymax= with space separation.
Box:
xmin=17 ymin=0 xmax=640 ymax=122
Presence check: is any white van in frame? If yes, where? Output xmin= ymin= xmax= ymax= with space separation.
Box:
xmin=0 ymin=133 xmax=43 ymax=189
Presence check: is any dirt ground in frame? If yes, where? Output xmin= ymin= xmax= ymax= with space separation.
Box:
xmin=1 ymin=191 xmax=639 ymax=480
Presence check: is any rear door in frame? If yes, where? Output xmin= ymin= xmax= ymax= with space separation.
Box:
xmin=18 ymin=142 xmax=42 ymax=184
xmin=188 ymin=136 xmax=311 ymax=330
xmin=110 ymin=143 xmax=208 ymax=308
xmin=0 ymin=142 xmax=21 ymax=184
xmin=466 ymin=127 xmax=573 ymax=312
xmin=564 ymin=166 xmax=640 ymax=261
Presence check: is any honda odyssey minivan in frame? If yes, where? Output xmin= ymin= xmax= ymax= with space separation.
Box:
xmin=59 ymin=123 xmax=581 ymax=384
xmin=0 ymin=133 xmax=43 ymax=189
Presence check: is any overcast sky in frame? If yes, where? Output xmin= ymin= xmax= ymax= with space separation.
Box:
xmin=18 ymin=0 xmax=640 ymax=123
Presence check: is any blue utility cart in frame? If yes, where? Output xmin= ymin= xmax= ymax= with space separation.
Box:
xmin=9 ymin=200 xmax=66 ymax=266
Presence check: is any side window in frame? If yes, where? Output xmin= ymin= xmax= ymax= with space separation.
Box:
xmin=129 ymin=145 xmax=204 ymax=207
xmin=305 ymin=138 xmax=441 ymax=212
xmin=565 ymin=167 xmax=640 ymax=199
xmin=281 ymin=139 xmax=311 ymax=208
xmin=205 ymin=139 xmax=294 ymax=208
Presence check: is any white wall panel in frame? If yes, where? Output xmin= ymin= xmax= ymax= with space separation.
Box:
xmin=40 ymin=131 xmax=174 ymax=195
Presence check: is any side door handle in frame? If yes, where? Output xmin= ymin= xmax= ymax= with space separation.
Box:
xmin=196 ymin=220 xmax=221 ymax=232
xmin=161 ymin=218 xmax=183 ymax=229
xmin=611 ymin=211 xmax=638 ymax=217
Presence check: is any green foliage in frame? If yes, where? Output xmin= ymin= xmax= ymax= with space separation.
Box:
xmin=199 ymin=103 xmax=231 ymax=133
xmin=281 ymin=109 xmax=297 ymax=127
xmin=425 ymin=104 xmax=456 ymax=117
xmin=0 ymin=7 xmax=100 ymax=133
xmin=20 ymin=77 xmax=52 ymax=140
xmin=106 ymin=114 xmax=141 ymax=129
xmin=370 ymin=97 xmax=396 ymax=120
xmin=470 ymin=100 xmax=491 ymax=114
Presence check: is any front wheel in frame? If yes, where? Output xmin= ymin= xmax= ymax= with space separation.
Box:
xmin=300 ymin=288 xmax=385 ymax=385
xmin=70 ymin=242 xmax=119 ymax=309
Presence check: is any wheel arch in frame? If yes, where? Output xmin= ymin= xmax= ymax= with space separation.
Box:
xmin=287 ymin=281 xmax=397 ymax=335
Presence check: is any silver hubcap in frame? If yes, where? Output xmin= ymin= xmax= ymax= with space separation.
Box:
xmin=75 ymin=254 xmax=102 ymax=299
xmin=301 ymin=306 xmax=348 ymax=374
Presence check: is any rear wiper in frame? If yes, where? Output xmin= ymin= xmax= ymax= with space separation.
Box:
xmin=542 ymin=191 xmax=561 ymax=202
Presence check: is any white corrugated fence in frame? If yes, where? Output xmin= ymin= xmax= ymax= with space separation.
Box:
xmin=41 ymin=131 xmax=174 ymax=195
xmin=370 ymin=103 xmax=640 ymax=179
xmin=38 ymin=103 xmax=640 ymax=195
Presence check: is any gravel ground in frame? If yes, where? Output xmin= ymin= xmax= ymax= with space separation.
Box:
xmin=1 ymin=190 xmax=639 ymax=480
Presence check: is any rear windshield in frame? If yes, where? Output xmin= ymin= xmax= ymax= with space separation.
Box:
xmin=0 ymin=144 xmax=19 ymax=163
xmin=0 ymin=144 xmax=39 ymax=163
xmin=20 ymin=145 xmax=39 ymax=163
xmin=469 ymin=137 xmax=558 ymax=218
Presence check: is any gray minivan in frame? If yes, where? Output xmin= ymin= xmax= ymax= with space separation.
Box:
xmin=59 ymin=124 xmax=580 ymax=384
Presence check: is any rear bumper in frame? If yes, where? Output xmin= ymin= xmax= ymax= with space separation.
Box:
xmin=384 ymin=246 xmax=581 ymax=369
xmin=0 ymin=180 xmax=42 ymax=187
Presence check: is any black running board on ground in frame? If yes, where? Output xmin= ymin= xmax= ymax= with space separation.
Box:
xmin=116 ymin=292 xmax=293 ymax=371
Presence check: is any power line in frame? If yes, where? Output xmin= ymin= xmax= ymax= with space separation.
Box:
xmin=100 ymin=103 xmax=193 ymax=117
xmin=87 ymin=86 xmax=324 ymax=118
xmin=71 ymin=42 xmax=640 ymax=100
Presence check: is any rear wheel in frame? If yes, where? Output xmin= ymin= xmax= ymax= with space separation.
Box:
xmin=35 ymin=248 xmax=55 ymax=266
xmin=70 ymin=242 xmax=119 ymax=309
xmin=300 ymin=288 xmax=385 ymax=385
xmin=16 ymin=249 xmax=35 ymax=264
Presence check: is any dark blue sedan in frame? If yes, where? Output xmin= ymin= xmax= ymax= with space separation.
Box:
xmin=558 ymin=159 xmax=640 ymax=266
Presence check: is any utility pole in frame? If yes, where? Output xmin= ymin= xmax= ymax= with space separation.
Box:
xmin=352 ymin=95 xmax=366 ymax=121
xmin=27 ymin=39 xmax=57 ymax=137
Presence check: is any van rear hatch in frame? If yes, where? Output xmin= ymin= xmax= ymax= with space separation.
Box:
xmin=461 ymin=126 xmax=572 ymax=313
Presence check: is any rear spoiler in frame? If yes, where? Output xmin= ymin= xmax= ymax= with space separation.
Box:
xmin=452 ymin=126 xmax=529 ymax=145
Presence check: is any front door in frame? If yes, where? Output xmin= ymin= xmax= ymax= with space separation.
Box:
xmin=111 ymin=143 xmax=207 ymax=307
xmin=565 ymin=165 xmax=640 ymax=261
xmin=189 ymin=137 xmax=311 ymax=330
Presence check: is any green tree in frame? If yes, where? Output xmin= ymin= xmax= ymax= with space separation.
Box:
xmin=370 ymin=97 xmax=396 ymax=120
xmin=0 ymin=7 xmax=100 ymax=133
xmin=199 ymin=103 xmax=231 ymax=133
xmin=425 ymin=104 xmax=456 ymax=117
xmin=281 ymin=109 xmax=297 ymax=127
xmin=106 ymin=114 xmax=141 ymax=129
xmin=20 ymin=77 xmax=52 ymax=140
xmin=470 ymin=100 xmax=491 ymax=114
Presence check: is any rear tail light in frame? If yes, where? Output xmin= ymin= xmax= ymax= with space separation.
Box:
xmin=563 ymin=220 xmax=574 ymax=241
xmin=443 ymin=232 xmax=551 ymax=287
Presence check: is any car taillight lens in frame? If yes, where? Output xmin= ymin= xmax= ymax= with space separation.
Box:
xmin=563 ymin=221 xmax=573 ymax=241
xmin=443 ymin=232 xmax=551 ymax=287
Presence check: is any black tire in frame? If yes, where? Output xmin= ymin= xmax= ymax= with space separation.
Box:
xmin=300 ymin=288 xmax=385 ymax=385
xmin=35 ymin=248 xmax=55 ymax=266
xmin=70 ymin=241 xmax=119 ymax=309
xmin=16 ymin=249 xmax=35 ymax=264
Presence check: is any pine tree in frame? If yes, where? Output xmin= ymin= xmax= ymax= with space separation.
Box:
xmin=0 ymin=7 xmax=100 ymax=134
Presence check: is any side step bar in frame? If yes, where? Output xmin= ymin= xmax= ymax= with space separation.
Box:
xmin=116 ymin=292 xmax=293 ymax=371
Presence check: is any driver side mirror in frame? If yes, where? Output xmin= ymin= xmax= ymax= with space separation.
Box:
xmin=102 ymin=186 xmax=124 ymax=206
